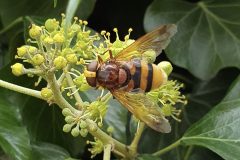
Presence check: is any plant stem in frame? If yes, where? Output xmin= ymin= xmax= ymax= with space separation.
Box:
xmin=47 ymin=73 xmax=76 ymax=111
xmin=183 ymin=146 xmax=193 ymax=160
xmin=129 ymin=122 xmax=145 ymax=155
xmin=47 ymin=72 xmax=134 ymax=159
xmin=153 ymin=139 xmax=181 ymax=156
xmin=86 ymin=119 xmax=133 ymax=159
xmin=65 ymin=72 xmax=83 ymax=104
xmin=103 ymin=144 xmax=112 ymax=160
xmin=101 ymin=91 xmax=112 ymax=103
xmin=0 ymin=80 xmax=43 ymax=100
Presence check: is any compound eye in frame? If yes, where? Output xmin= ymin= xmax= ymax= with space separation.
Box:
xmin=85 ymin=61 xmax=98 ymax=87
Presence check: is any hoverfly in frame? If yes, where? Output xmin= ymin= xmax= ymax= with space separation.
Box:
xmin=84 ymin=24 xmax=177 ymax=133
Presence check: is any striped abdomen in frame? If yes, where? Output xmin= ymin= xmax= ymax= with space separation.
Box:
xmin=123 ymin=59 xmax=167 ymax=92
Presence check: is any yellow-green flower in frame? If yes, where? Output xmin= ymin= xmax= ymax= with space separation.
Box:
xmin=40 ymin=87 xmax=53 ymax=99
xmin=29 ymin=24 xmax=42 ymax=39
xmin=87 ymin=138 xmax=104 ymax=158
xmin=11 ymin=63 xmax=25 ymax=76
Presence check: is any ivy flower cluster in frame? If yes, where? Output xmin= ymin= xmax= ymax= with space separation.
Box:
xmin=10 ymin=14 xmax=186 ymax=158
xmin=147 ymin=80 xmax=187 ymax=121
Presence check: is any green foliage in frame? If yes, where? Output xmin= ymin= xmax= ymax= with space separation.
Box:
xmin=144 ymin=0 xmax=240 ymax=80
xmin=0 ymin=92 xmax=31 ymax=160
xmin=182 ymin=76 xmax=240 ymax=160
xmin=0 ymin=0 xmax=239 ymax=159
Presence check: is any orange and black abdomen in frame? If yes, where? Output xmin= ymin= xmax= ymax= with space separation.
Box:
xmin=124 ymin=59 xmax=166 ymax=92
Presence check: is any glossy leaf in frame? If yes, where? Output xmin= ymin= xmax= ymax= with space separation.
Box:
xmin=31 ymin=142 xmax=70 ymax=160
xmin=0 ymin=92 xmax=31 ymax=160
xmin=144 ymin=0 xmax=240 ymax=80
xmin=181 ymin=76 xmax=240 ymax=160
xmin=0 ymin=0 xmax=96 ymax=26
xmin=137 ymin=154 xmax=162 ymax=160
xmin=21 ymin=97 xmax=86 ymax=157
xmin=136 ymin=69 xmax=237 ymax=159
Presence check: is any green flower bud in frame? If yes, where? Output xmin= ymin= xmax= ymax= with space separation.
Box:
xmin=71 ymin=127 xmax=80 ymax=137
xmin=62 ymin=108 xmax=72 ymax=116
xmin=43 ymin=36 xmax=54 ymax=45
xmin=98 ymin=122 xmax=103 ymax=127
xmin=17 ymin=46 xmax=28 ymax=57
xmin=80 ymin=120 xmax=87 ymax=129
xmin=125 ymin=39 xmax=135 ymax=46
xmin=61 ymin=48 xmax=74 ymax=56
xmin=71 ymin=24 xmax=80 ymax=32
xmin=143 ymin=50 xmax=156 ymax=63
xmin=65 ymin=116 xmax=75 ymax=124
xmin=28 ymin=46 xmax=38 ymax=54
xmin=11 ymin=63 xmax=25 ymax=76
xmin=76 ymin=41 xmax=88 ymax=50
xmin=88 ymin=123 xmax=98 ymax=132
xmin=66 ymin=54 xmax=78 ymax=64
xmin=80 ymin=129 xmax=88 ymax=137
xmin=112 ymin=39 xmax=124 ymax=48
xmin=29 ymin=24 xmax=42 ymax=39
xmin=107 ymin=126 xmax=114 ymax=133
xmin=77 ymin=31 xmax=90 ymax=41
xmin=32 ymin=54 xmax=44 ymax=66
xmin=63 ymin=124 xmax=72 ymax=132
xmin=40 ymin=88 xmax=53 ymax=99
xmin=45 ymin=19 xmax=59 ymax=32
xmin=53 ymin=33 xmax=65 ymax=43
xmin=158 ymin=61 xmax=173 ymax=76
xmin=53 ymin=56 xmax=67 ymax=69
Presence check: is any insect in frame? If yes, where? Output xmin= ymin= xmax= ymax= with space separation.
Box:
xmin=84 ymin=24 xmax=177 ymax=133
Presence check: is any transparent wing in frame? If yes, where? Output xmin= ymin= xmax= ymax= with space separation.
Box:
xmin=111 ymin=90 xmax=171 ymax=133
xmin=114 ymin=24 xmax=177 ymax=62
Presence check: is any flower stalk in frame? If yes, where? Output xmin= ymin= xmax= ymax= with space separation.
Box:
xmin=153 ymin=139 xmax=181 ymax=156
xmin=103 ymin=144 xmax=112 ymax=160
xmin=129 ymin=122 xmax=145 ymax=155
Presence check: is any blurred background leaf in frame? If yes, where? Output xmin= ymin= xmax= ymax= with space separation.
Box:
xmin=181 ymin=75 xmax=240 ymax=160
xmin=144 ymin=0 xmax=240 ymax=80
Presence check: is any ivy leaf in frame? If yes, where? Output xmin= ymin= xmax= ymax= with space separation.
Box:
xmin=136 ymin=69 xmax=238 ymax=159
xmin=21 ymin=97 xmax=86 ymax=157
xmin=181 ymin=75 xmax=240 ymax=160
xmin=104 ymin=99 xmax=128 ymax=143
xmin=0 ymin=92 xmax=31 ymax=160
xmin=0 ymin=0 xmax=96 ymax=27
xmin=31 ymin=142 xmax=70 ymax=160
xmin=137 ymin=154 xmax=162 ymax=160
xmin=144 ymin=0 xmax=240 ymax=80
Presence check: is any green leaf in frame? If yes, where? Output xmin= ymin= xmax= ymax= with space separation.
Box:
xmin=181 ymin=75 xmax=240 ymax=160
xmin=104 ymin=99 xmax=128 ymax=143
xmin=136 ymin=69 xmax=237 ymax=159
xmin=21 ymin=97 xmax=86 ymax=157
xmin=0 ymin=92 xmax=31 ymax=160
xmin=137 ymin=154 xmax=162 ymax=160
xmin=144 ymin=0 xmax=240 ymax=80
xmin=0 ymin=0 xmax=95 ymax=26
xmin=31 ymin=142 xmax=70 ymax=160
